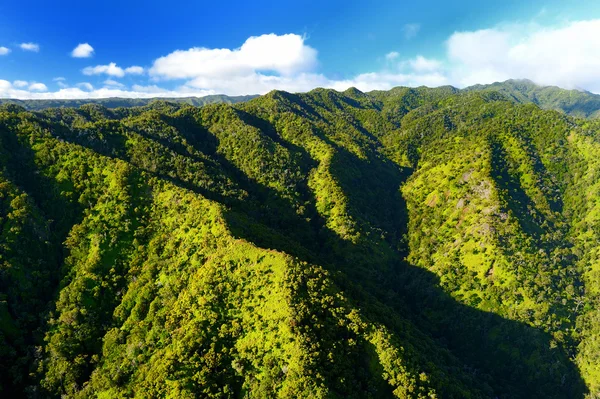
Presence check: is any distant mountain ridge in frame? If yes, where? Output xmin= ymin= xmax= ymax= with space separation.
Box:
xmin=2 ymin=79 xmax=600 ymax=119
xmin=0 ymin=94 xmax=259 ymax=111
xmin=463 ymin=79 xmax=600 ymax=119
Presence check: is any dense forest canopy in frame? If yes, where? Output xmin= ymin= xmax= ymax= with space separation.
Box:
xmin=1 ymin=80 xmax=600 ymax=398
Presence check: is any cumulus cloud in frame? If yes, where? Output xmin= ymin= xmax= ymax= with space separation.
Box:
xmin=151 ymin=33 xmax=317 ymax=80
xmin=77 ymin=82 xmax=94 ymax=91
xmin=20 ymin=42 xmax=40 ymax=52
xmin=0 ymin=46 xmax=10 ymax=55
xmin=131 ymin=84 xmax=169 ymax=93
xmin=0 ymin=79 xmax=215 ymax=99
xmin=408 ymin=56 xmax=443 ymax=72
xmin=71 ymin=43 xmax=94 ymax=58
xmin=53 ymin=77 xmax=68 ymax=88
xmin=0 ymin=33 xmax=447 ymax=98
xmin=6 ymin=80 xmax=48 ymax=91
xmin=327 ymin=71 xmax=449 ymax=92
xmin=103 ymin=79 xmax=124 ymax=88
xmin=125 ymin=66 xmax=144 ymax=74
xmin=145 ymin=33 xmax=452 ymax=94
xmin=145 ymin=33 xmax=321 ymax=95
xmin=13 ymin=80 xmax=29 ymax=88
xmin=447 ymin=20 xmax=600 ymax=91
xmin=28 ymin=83 xmax=48 ymax=91
xmin=83 ymin=63 xmax=143 ymax=77
xmin=8 ymin=21 xmax=600 ymax=99
xmin=184 ymin=73 xmax=327 ymax=95
xmin=83 ymin=62 xmax=125 ymax=77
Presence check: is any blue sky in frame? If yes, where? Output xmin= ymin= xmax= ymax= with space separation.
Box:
xmin=1 ymin=0 xmax=600 ymax=98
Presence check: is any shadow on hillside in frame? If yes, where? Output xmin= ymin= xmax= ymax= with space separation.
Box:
xmin=1 ymin=119 xmax=160 ymax=397
xmin=488 ymin=136 xmax=559 ymax=242
xmin=0 ymin=125 xmax=81 ymax=397
xmin=215 ymin=130 xmax=587 ymax=398
xmin=26 ymin=102 xmax=588 ymax=397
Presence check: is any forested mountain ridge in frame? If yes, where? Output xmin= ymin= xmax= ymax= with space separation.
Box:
xmin=0 ymin=94 xmax=258 ymax=111
xmin=464 ymin=79 xmax=600 ymax=119
xmin=1 ymin=85 xmax=600 ymax=398
xmin=3 ymin=79 xmax=600 ymax=119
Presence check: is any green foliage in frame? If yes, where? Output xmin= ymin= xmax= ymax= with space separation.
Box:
xmin=465 ymin=79 xmax=600 ymax=119
xmin=1 ymin=82 xmax=600 ymax=398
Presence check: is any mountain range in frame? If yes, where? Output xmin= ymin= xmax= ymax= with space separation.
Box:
xmin=3 ymin=79 xmax=600 ymax=119
xmin=0 ymin=94 xmax=258 ymax=111
xmin=1 ymin=79 xmax=600 ymax=398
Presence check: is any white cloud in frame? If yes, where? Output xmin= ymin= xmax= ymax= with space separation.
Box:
xmin=131 ymin=84 xmax=168 ymax=93
xmin=53 ymin=77 xmax=67 ymax=88
xmin=146 ymin=33 xmax=319 ymax=95
xmin=125 ymin=66 xmax=144 ymax=74
xmin=327 ymin=71 xmax=449 ymax=92
xmin=82 ymin=62 xmax=144 ymax=77
xmin=13 ymin=80 xmax=29 ymax=88
xmin=71 ymin=43 xmax=94 ymax=58
xmin=28 ymin=82 xmax=48 ymax=91
xmin=144 ymin=33 xmax=450 ymax=95
xmin=103 ymin=79 xmax=124 ymax=88
xmin=446 ymin=20 xmax=600 ymax=91
xmin=403 ymin=24 xmax=421 ymax=39
xmin=20 ymin=42 xmax=40 ymax=52
xmin=0 ymin=80 xmax=11 ymax=90
xmin=77 ymin=82 xmax=94 ymax=91
xmin=8 ymin=80 xmax=48 ymax=91
xmin=151 ymin=33 xmax=317 ymax=81
xmin=0 ymin=79 xmax=215 ymax=100
xmin=83 ymin=62 xmax=125 ymax=77
xmin=0 ymin=31 xmax=446 ymax=98
xmin=408 ymin=56 xmax=443 ymax=72
xmin=183 ymin=72 xmax=331 ymax=95
xmin=8 ymin=21 xmax=600 ymax=99
xmin=0 ymin=46 xmax=10 ymax=55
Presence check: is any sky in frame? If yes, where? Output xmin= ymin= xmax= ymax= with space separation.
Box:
xmin=1 ymin=0 xmax=600 ymax=99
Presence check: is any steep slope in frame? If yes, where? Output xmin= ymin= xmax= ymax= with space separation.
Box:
xmin=1 ymin=85 xmax=599 ymax=398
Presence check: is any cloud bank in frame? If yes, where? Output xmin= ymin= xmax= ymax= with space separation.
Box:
xmin=82 ymin=62 xmax=144 ymax=77
xmin=446 ymin=19 xmax=600 ymax=92
xmin=0 ymin=79 xmax=214 ymax=99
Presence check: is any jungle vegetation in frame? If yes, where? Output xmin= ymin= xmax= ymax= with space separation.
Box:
xmin=1 ymin=80 xmax=600 ymax=398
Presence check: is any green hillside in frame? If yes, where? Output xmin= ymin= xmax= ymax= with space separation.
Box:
xmin=465 ymin=79 xmax=600 ymax=119
xmin=1 ymin=85 xmax=600 ymax=398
